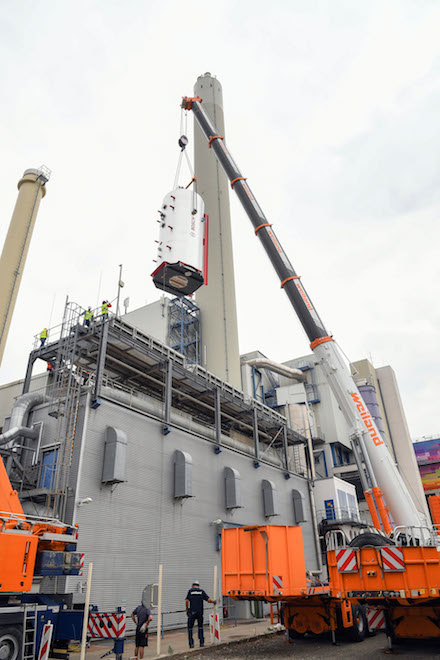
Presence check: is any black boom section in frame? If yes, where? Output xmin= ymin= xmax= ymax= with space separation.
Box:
xmin=189 ymin=99 xmax=328 ymax=345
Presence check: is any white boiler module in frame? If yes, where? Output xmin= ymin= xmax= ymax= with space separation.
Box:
xmin=151 ymin=187 xmax=208 ymax=296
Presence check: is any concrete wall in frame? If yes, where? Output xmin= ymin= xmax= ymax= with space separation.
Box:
xmin=122 ymin=297 xmax=170 ymax=344
xmin=283 ymin=355 xmax=352 ymax=451
xmin=376 ymin=365 xmax=429 ymax=522
xmin=0 ymin=373 xmax=48 ymax=431
xmin=193 ymin=73 xmax=241 ymax=388
xmin=351 ymin=358 xmax=394 ymax=457
xmin=240 ymin=350 xmax=280 ymax=404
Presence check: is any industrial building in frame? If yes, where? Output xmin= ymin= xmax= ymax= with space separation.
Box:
xmin=0 ymin=305 xmax=317 ymax=629
xmin=0 ymin=294 xmax=425 ymax=631
xmin=414 ymin=436 xmax=440 ymax=498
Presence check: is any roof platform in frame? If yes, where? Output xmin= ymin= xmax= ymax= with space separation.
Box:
xmin=24 ymin=310 xmax=308 ymax=476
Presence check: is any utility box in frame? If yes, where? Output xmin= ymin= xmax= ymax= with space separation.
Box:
xmin=102 ymin=427 xmax=127 ymax=484
xmin=142 ymin=584 xmax=159 ymax=609
xmin=225 ymin=467 xmax=241 ymax=510
xmin=174 ymin=449 xmax=192 ymax=498
xmin=222 ymin=525 xmax=307 ymax=598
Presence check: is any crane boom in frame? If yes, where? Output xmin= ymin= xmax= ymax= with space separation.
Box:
xmin=182 ymin=96 xmax=425 ymax=530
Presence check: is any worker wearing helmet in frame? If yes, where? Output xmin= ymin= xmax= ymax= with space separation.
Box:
xmin=185 ymin=580 xmax=216 ymax=648
xmin=101 ymin=300 xmax=111 ymax=322
xmin=40 ymin=328 xmax=48 ymax=347
xmin=82 ymin=306 xmax=94 ymax=327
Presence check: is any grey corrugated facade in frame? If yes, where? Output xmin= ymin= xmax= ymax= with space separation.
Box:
xmin=29 ymin=389 xmax=317 ymax=631
xmin=17 ymin=384 xmax=317 ymax=632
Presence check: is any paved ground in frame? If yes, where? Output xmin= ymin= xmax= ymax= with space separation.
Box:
xmin=70 ymin=618 xmax=272 ymax=660
xmin=174 ymin=632 xmax=440 ymax=659
xmin=71 ymin=619 xmax=440 ymax=659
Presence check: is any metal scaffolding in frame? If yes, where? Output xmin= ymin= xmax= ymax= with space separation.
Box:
xmin=168 ymin=297 xmax=201 ymax=365
xmin=22 ymin=303 xmax=309 ymax=487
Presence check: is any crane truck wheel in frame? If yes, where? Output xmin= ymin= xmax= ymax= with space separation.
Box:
xmin=346 ymin=605 xmax=367 ymax=643
xmin=349 ymin=533 xmax=394 ymax=548
xmin=0 ymin=626 xmax=22 ymax=660
xmin=287 ymin=629 xmax=306 ymax=641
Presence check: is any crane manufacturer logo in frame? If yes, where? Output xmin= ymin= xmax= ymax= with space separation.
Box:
xmin=350 ymin=392 xmax=383 ymax=447
xmin=267 ymin=228 xmax=283 ymax=254
xmin=295 ymin=281 xmax=314 ymax=312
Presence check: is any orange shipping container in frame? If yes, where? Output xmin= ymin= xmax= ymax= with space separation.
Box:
xmin=222 ymin=525 xmax=307 ymax=599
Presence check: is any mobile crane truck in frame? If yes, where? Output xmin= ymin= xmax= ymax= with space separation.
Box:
xmin=176 ymin=95 xmax=439 ymax=648
xmin=0 ymin=434 xmax=125 ymax=660
xmin=0 ymin=454 xmax=84 ymax=660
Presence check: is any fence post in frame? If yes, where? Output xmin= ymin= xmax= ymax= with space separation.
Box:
xmin=155 ymin=564 xmax=163 ymax=657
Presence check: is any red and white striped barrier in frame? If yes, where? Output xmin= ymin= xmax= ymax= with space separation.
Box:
xmin=87 ymin=612 xmax=126 ymax=638
xmin=367 ymin=608 xmax=385 ymax=631
xmin=38 ymin=623 xmax=53 ymax=660
xmin=209 ymin=613 xmax=221 ymax=644
xmin=79 ymin=553 xmax=85 ymax=576
xmin=272 ymin=575 xmax=283 ymax=593
xmin=381 ymin=547 xmax=405 ymax=572
xmin=336 ymin=548 xmax=358 ymax=573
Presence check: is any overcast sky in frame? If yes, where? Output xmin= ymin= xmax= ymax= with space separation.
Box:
xmin=0 ymin=0 xmax=439 ymax=439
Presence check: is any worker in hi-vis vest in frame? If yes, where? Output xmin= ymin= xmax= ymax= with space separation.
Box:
xmin=82 ymin=306 xmax=94 ymax=327
xmin=40 ymin=328 xmax=47 ymax=347
xmin=101 ymin=300 xmax=111 ymax=321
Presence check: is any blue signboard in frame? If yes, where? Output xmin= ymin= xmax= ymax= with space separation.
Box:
xmin=325 ymin=499 xmax=335 ymax=521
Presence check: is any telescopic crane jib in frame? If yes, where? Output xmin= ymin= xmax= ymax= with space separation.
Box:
xmin=180 ymin=95 xmax=425 ymax=533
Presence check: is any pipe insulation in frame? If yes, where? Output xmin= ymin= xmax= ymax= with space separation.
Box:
xmin=0 ymin=392 xmax=50 ymax=448
xmin=244 ymin=358 xmax=306 ymax=383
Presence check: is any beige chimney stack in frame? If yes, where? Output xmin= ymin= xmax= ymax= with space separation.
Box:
xmin=0 ymin=167 xmax=49 ymax=366
xmin=193 ymin=74 xmax=241 ymax=388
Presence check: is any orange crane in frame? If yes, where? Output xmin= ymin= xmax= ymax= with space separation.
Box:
xmin=179 ymin=94 xmax=437 ymax=649
xmin=223 ymin=524 xmax=440 ymax=648
xmin=0 ymin=453 xmax=84 ymax=660
xmin=0 ymin=456 xmax=80 ymax=593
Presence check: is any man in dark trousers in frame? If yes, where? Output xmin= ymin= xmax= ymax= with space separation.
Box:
xmin=131 ymin=602 xmax=153 ymax=659
xmin=185 ymin=580 xmax=216 ymax=648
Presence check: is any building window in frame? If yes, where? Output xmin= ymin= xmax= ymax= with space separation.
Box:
xmin=39 ymin=447 xmax=58 ymax=490
xmin=262 ymin=479 xmax=279 ymax=517
xmin=224 ymin=467 xmax=242 ymax=510
xmin=174 ymin=450 xmax=192 ymax=499
xmin=292 ymin=489 xmax=306 ymax=523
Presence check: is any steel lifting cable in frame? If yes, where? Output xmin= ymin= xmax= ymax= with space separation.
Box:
xmin=172 ymin=109 xmax=199 ymax=215
xmin=173 ymin=109 xmax=186 ymax=189
xmin=173 ymin=152 xmax=184 ymax=190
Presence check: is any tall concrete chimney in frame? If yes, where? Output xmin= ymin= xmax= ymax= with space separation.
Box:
xmin=193 ymin=73 xmax=241 ymax=388
xmin=0 ymin=167 xmax=50 ymax=366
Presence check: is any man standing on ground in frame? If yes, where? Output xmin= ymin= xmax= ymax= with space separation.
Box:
xmin=131 ymin=602 xmax=153 ymax=659
xmin=185 ymin=580 xmax=216 ymax=649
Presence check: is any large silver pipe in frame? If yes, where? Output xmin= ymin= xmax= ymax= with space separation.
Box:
xmin=244 ymin=358 xmax=305 ymax=383
xmin=0 ymin=392 xmax=49 ymax=448
xmin=0 ymin=425 xmax=38 ymax=446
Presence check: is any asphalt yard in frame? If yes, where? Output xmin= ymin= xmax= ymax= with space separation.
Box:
xmin=72 ymin=623 xmax=440 ymax=659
